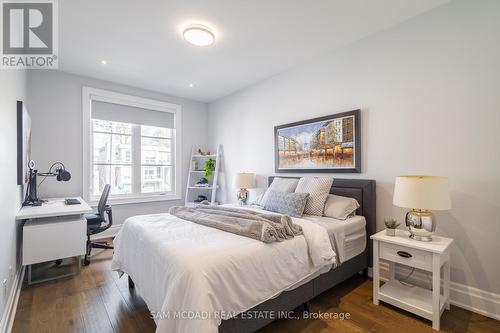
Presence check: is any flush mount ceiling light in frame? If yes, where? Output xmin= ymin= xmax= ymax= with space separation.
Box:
xmin=183 ymin=25 xmax=215 ymax=47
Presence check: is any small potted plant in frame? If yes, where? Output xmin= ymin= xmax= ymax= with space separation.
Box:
xmin=384 ymin=218 xmax=400 ymax=236
xmin=204 ymin=158 xmax=215 ymax=181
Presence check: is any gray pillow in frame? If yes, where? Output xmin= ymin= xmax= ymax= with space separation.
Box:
xmin=263 ymin=190 xmax=309 ymax=217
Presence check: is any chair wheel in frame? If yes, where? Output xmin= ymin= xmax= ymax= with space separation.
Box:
xmin=55 ymin=259 xmax=63 ymax=266
xmin=83 ymin=258 xmax=90 ymax=266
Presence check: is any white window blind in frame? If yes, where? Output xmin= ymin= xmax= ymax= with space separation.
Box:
xmin=92 ymin=100 xmax=175 ymax=127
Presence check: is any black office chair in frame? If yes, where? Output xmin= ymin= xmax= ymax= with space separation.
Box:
xmin=83 ymin=184 xmax=113 ymax=265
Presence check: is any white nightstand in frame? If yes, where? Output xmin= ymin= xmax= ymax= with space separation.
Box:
xmin=371 ymin=229 xmax=453 ymax=330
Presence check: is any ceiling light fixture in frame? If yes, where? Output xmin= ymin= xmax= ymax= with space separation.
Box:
xmin=100 ymin=59 xmax=107 ymax=65
xmin=189 ymin=83 xmax=194 ymax=88
xmin=183 ymin=25 xmax=215 ymax=47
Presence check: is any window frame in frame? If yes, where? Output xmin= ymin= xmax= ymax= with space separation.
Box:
xmin=82 ymin=86 xmax=182 ymax=205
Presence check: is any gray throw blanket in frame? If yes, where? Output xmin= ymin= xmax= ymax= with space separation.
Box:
xmin=168 ymin=206 xmax=303 ymax=243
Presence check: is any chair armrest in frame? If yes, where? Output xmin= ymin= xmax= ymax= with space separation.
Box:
xmin=104 ymin=205 xmax=113 ymax=226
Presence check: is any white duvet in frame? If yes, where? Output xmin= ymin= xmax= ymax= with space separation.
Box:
xmin=111 ymin=206 xmax=336 ymax=333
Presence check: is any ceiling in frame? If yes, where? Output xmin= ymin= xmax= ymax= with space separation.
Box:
xmin=59 ymin=0 xmax=449 ymax=102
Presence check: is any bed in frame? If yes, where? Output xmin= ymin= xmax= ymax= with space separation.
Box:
xmin=112 ymin=177 xmax=375 ymax=333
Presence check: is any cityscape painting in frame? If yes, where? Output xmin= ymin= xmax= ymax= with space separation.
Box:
xmin=274 ymin=110 xmax=361 ymax=173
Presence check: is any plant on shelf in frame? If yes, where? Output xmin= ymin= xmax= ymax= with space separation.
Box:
xmin=384 ymin=218 xmax=400 ymax=236
xmin=204 ymin=158 xmax=215 ymax=180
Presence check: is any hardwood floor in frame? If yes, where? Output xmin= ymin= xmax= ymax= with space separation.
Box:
xmin=12 ymin=249 xmax=500 ymax=333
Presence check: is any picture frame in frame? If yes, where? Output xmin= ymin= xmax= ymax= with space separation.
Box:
xmin=274 ymin=109 xmax=361 ymax=173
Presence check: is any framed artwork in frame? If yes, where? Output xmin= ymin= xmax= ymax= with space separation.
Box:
xmin=274 ymin=109 xmax=361 ymax=173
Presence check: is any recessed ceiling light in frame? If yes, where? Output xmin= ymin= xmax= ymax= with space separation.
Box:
xmin=189 ymin=83 xmax=194 ymax=88
xmin=100 ymin=59 xmax=107 ymax=65
xmin=183 ymin=25 xmax=215 ymax=47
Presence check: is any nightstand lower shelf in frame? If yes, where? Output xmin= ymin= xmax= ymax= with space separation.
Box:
xmin=379 ymin=281 xmax=446 ymax=320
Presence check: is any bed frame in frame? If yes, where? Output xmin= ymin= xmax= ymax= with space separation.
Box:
xmin=128 ymin=177 xmax=376 ymax=333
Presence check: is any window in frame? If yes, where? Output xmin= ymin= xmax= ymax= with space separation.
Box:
xmin=141 ymin=126 xmax=172 ymax=193
xmin=83 ymin=87 xmax=182 ymax=204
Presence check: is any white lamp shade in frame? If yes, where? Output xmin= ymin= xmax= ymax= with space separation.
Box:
xmin=234 ymin=173 xmax=256 ymax=189
xmin=393 ymin=176 xmax=451 ymax=210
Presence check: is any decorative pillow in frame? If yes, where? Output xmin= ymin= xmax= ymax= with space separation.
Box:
xmin=263 ymin=190 xmax=309 ymax=217
xmin=261 ymin=177 xmax=300 ymax=206
xmin=295 ymin=177 xmax=334 ymax=216
xmin=323 ymin=194 xmax=360 ymax=220
xmin=249 ymin=193 xmax=264 ymax=206
xmin=268 ymin=177 xmax=299 ymax=192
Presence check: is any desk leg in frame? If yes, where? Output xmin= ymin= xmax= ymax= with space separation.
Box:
xmin=77 ymin=255 xmax=81 ymax=274
xmin=373 ymin=240 xmax=379 ymax=305
xmin=432 ymin=254 xmax=441 ymax=330
xmin=28 ymin=264 xmax=33 ymax=285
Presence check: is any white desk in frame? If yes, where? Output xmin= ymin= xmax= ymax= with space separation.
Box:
xmin=16 ymin=197 xmax=92 ymax=284
xmin=16 ymin=197 xmax=92 ymax=220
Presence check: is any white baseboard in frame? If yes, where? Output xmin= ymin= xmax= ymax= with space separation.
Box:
xmin=0 ymin=266 xmax=25 ymax=333
xmin=369 ymin=263 xmax=500 ymax=321
xmin=450 ymin=281 xmax=500 ymax=321
xmin=90 ymin=224 xmax=122 ymax=241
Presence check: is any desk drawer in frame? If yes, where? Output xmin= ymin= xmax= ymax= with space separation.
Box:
xmin=23 ymin=216 xmax=86 ymax=265
xmin=379 ymin=242 xmax=432 ymax=271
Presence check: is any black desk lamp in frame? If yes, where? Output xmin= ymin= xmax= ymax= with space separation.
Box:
xmin=23 ymin=160 xmax=71 ymax=206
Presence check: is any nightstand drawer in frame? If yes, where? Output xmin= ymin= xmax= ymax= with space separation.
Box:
xmin=379 ymin=242 xmax=432 ymax=271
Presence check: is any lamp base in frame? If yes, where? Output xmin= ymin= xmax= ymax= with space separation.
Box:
xmin=406 ymin=209 xmax=435 ymax=242
xmin=237 ymin=188 xmax=249 ymax=205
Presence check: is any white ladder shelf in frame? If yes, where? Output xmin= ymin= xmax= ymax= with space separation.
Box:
xmin=185 ymin=144 xmax=221 ymax=206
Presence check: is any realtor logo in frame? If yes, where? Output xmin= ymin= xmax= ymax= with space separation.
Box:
xmin=1 ymin=0 xmax=58 ymax=69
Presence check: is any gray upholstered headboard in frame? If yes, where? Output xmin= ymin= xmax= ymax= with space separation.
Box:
xmin=268 ymin=176 xmax=376 ymax=267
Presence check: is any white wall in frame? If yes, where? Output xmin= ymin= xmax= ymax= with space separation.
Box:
xmin=208 ymin=0 xmax=500 ymax=294
xmin=27 ymin=70 xmax=207 ymax=232
xmin=0 ymin=71 xmax=26 ymax=325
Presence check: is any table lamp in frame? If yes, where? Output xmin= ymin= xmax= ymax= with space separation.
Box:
xmin=393 ymin=176 xmax=451 ymax=241
xmin=234 ymin=173 xmax=256 ymax=205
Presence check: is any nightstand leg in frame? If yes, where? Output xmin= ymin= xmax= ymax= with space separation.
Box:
xmin=373 ymin=240 xmax=379 ymax=305
xmin=432 ymin=255 xmax=440 ymax=330
xmin=444 ymin=259 xmax=450 ymax=310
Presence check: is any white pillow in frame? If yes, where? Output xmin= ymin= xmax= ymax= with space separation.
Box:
xmin=268 ymin=177 xmax=299 ymax=192
xmin=261 ymin=177 xmax=299 ymax=206
xmin=323 ymin=194 xmax=360 ymax=220
xmin=295 ymin=177 xmax=333 ymax=216
xmin=249 ymin=193 xmax=264 ymax=206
